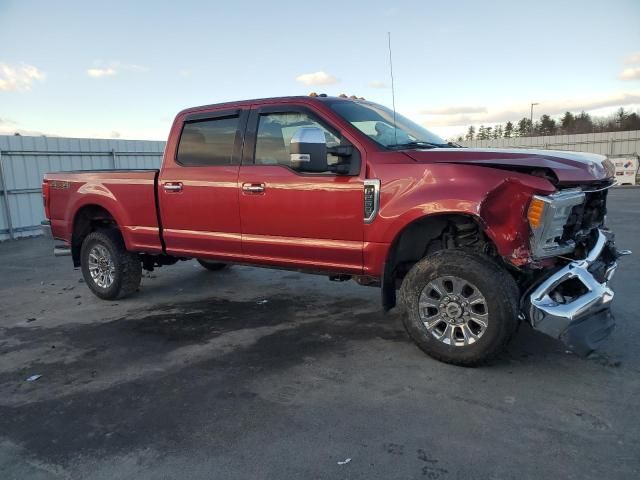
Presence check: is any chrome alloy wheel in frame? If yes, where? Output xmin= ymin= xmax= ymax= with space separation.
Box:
xmin=418 ymin=275 xmax=489 ymax=346
xmin=88 ymin=244 xmax=115 ymax=289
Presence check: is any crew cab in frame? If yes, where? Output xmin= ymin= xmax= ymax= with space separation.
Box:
xmin=41 ymin=95 xmax=629 ymax=365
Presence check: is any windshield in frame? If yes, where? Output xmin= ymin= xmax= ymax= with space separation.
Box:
xmin=329 ymin=100 xmax=447 ymax=148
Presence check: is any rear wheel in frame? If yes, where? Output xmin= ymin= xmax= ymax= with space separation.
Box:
xmin=399 ymin=249 xmax=519 ymax=366
xmin=80 ymin=230 xmax=141 ymax=300
xmin=197 ymin=259 xmax=229 ymax=271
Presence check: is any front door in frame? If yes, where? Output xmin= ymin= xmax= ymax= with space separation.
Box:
xmin=159 ymin=108 xmax=248 ymax=260
xmin=238 ymin=105 xmax=364 ymax=273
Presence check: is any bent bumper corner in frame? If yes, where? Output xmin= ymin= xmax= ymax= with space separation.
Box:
xmin=525 ymin=229 xmax=630 ymax=356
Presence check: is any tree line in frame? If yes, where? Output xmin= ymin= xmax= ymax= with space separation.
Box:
xmin=456 ymin=107 xmax=640 ymax=141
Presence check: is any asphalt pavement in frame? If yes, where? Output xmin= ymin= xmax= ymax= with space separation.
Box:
xmin=0 ymin=188 xmax=639 ymax=479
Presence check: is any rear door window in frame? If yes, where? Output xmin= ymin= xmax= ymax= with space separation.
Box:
xmin=176 ymin=115 xmax=240 ymax=166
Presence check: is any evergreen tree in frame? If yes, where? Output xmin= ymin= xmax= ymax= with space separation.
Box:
xmin=485 ymin=126 xmax=493 ymax=139
xmin=516 ymin=117 xmax=532 ymax=136
xmin=539 ymin=115 xmax=557 ymax=135
xmin=622 ymin=112 xmax=640 ymax=130
xmin=574 ymin=111 xmax=593 ymax=134
xmin=465 ymin=125 xmax=475 ymax=140
xmin=477 ymin=125 xmax=487 ymax=140
xmin=560 ymin=112 xmax=575 ymax=134
xmin=504 ymin=121 xmax=514 ymax=138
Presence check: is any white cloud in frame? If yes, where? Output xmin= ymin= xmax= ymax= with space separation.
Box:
xmin=87 ymin=67 xmax=116 ymax=78
xmin=0 ymin=63 xmax=45 ymax=91
xmin=86 ymin=61 xmax=147 ymax=78
xmin=295 ymin=71 xmax=338 ymax=86
xmin=179 ymin=69 xmax=192 ymax=78
xmin=624 ymin=52 xmax=640 ymax=64
xmin=368 ymin=80 xmax=388 ymax=89
xmin=422 ymin=105 xmax=488 ymax=115
xmin=0 ymin=117 xmax=48 ymax=136
xmin=619 ymin=67 xmax=640 ymax=81
xmin=420 ymin=92 xmax=640 ymax=127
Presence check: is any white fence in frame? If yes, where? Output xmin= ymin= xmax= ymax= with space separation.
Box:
xmin=459 ymin=129 xmax=640 ymax=157
xmin=0 ymin=135 xmax=165 ymax=241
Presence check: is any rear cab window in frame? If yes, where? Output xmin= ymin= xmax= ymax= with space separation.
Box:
xmin=176 ymin=115 xmax=240 ymax=166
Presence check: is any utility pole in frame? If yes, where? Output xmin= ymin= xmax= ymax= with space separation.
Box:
xmin=530 ymin=102 xmax=539 ymax=136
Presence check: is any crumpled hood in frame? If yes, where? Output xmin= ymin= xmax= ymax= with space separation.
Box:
xmin=404 ymin=148 xmax=615 ymax=184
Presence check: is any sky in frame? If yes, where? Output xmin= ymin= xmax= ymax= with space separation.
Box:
xmin=1 ymin=0 xmax=639 ymax=140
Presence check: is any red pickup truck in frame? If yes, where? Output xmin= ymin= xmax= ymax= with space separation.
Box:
xmin=42 ymin=95 xmax=629 ymax=365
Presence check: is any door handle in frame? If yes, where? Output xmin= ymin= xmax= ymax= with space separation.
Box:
xmin=163 ymin=182 xmax=183 ymax=192
xmin=242 ymin=183 xmax=265 ymax=194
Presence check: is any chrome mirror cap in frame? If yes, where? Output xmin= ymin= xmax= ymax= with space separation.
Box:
xmin=290 ymin=127 xmax=326 ymax=145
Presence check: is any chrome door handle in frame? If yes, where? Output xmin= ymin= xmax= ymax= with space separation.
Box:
xmin=163 ymin=182 xmax=183 ymax=192
xmin=242 ymin=183 xmax=265 ymax=193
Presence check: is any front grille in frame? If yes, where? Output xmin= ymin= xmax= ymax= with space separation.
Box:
xmin=561 ymin=189 xmax=608 ymax=244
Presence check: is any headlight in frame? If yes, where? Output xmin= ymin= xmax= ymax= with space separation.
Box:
xmin=528 ymin=189 xmax=585 ymax=259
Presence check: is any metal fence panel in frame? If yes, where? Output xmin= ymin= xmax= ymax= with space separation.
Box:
xmin=0 ymin=135 xmax=165 ymax=241
xmin=459 ymin=129 xmax=640 ymax=157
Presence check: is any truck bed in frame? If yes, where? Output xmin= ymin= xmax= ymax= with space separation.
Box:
xmin=44 ymin=169 xmax=163 ymax=254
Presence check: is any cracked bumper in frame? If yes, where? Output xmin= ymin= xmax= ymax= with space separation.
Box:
xmin=526 ymin=229 xmax=630 ymax=355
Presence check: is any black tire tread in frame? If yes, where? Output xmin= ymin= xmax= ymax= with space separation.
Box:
xmin=399 ymin=249 xmax=519 ymax=366
xmin=80 ymin=229 xmax=141 ymax=300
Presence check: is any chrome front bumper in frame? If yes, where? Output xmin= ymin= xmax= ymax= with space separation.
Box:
xmin=526 ymin=229 xmax=630 ymax=355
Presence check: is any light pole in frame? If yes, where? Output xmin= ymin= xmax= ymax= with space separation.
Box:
xmin=530 ymin=102 xmax=539 ymax=136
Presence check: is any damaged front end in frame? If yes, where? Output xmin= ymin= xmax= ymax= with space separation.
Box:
xmin=521 ymin=183 xmax=630 ymax=355
xmin=524 ymin=229 xmax=629 ymax=355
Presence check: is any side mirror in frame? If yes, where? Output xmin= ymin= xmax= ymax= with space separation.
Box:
xmin=290 ymin=127 xmax=328 ymax=172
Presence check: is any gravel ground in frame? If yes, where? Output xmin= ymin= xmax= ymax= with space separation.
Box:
xmin=0 ymin=188 xmax=639 ymax=480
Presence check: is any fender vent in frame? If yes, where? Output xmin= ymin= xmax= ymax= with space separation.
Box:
xmin=364 ymin=179 xmax=380 ymax=223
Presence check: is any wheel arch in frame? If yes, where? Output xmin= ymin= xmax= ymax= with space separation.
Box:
xmin=71 ymin=204 xmax=121 ymax=266
xmin=381 ymin=212 xmax=497 ymax=311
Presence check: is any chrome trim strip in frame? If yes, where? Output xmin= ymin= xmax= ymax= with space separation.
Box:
xmin=54 ymin=246 xmax=71 ymax=257
xmin=363 ymin=179 xmax=381 ymax=224
xmin=581 ymin=181 xmax=617 ymax=193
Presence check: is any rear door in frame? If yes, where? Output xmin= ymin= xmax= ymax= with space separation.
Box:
xmin=238 ymin=103 xmax=364 ymax=273
xmin=159 ymin=108 xmax=248 ymax=259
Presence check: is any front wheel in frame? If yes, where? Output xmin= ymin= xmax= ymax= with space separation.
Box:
xmin=80 ymin=229 xmax=142 ymax=300
xmin=399 ymin=250 xmax=519 ymax=366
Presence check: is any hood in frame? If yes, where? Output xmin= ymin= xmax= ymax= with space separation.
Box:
xmin=403 ymin=148 xmax=615 ymax=184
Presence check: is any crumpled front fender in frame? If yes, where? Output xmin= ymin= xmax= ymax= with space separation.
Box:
xmin=479 ymin=176 xmax=555 ymax=266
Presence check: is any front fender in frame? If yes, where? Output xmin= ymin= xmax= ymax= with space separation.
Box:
xmin=366 ymin=163 xmax=556 ymax=266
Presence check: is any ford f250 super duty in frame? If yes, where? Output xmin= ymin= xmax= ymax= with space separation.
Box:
xmin=41 ymin=95 xmax=630 ymax=365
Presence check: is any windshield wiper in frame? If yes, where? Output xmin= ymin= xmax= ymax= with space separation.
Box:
xmin=387 ymin=141 xmax=444 ymax=150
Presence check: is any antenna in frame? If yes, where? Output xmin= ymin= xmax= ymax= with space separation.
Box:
xmin=387 ymin=31 xmax=398 ymax=145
